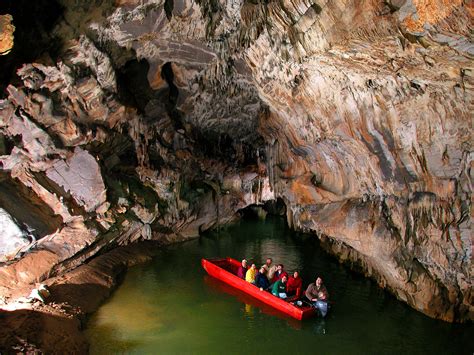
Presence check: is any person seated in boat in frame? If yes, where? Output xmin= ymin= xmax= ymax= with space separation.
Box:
xmin=286 ymin=271 xmax=303 ymax=298
xmin=245 ymin=263 xmax=258 ymax=284
xmin=272 ymin=275 xmax=288 ymax=299
xmin=237 ymin=259 xmax=248 ymax=279
xmin=271 ymin=264 xmax=288 ymax=283
xmin=262 ymin=258 xmax=278 ymax=281
xmin=255 ymin=266 xmax=270 ymax=290
xmin=305 ymin=276 xmax=329 ymax=317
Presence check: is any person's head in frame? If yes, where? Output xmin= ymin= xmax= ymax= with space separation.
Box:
xmin=259 ymin=267 xmax=266 ymax=274
xmin=282 ymin=275 xmax=288 ymax=283
xmin=251 ymin=263 xmax=256 ymax=270
xmin=293 ymin=271 xmax=299 ymax=278
xmin=318 ymin=291 xmax=326 ymax=300
xmin=277 ymin=264 xmax=284 ymax=271
xmin=242 ymin=259 xmax=248 ymax=267
xmin=316 ymin=277 xmax=323 ymax=287
xmin=265 ymin=258 xmax=272 ymax=266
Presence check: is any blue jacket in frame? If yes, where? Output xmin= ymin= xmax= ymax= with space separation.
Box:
xmin=255 ymin=272 xmax=270 ymax=289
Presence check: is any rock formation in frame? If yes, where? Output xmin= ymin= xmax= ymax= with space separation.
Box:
xmin=0 ymin=1 xmax=472 ymax=344
xmin=0 ymin=14 xmax=14 ymax=56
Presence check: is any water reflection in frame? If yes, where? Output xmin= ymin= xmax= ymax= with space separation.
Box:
xmin=244 ymin=303 xmax=254 ymax=318
xmin=204 ymin=276 xmax=302 ymax=330
xmin=311 ymin=319 xmax=327 ymax=335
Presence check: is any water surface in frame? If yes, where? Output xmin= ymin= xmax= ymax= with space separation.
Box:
xmin=86 ymin=217 xmax=473 ymax=354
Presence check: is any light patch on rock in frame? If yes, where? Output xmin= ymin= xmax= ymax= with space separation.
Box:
xmin=28 ymin=284 xmax=50 ymax=303
xmin=0 ymin=14 xmax=15 ymax=56
xmin=0 ymin=208 xmax=29 ymax=261
xmin=45 ymin=148 xmax=106 ymax=212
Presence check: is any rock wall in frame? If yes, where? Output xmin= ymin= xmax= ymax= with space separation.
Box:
xmin=0 ymin=0 xmax=472 ymax=323
xmin=0 ymin=14 xmax=14 ymax=56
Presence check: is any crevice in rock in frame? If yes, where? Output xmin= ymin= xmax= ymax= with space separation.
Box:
xmin=161 ymin=62 xmax=179 ymax=109
xmin=0 ymin=172 xmax=63 ymax=241
xmin=0 ymin=134 xmax=16 ymax=156
xmin=311 ymin=3 xmax=323 ymax=15
xmin=164 ymin=0 xmax=174 ymax=21
xmin=116 ymin=59 xmax=156 ymax=113
xmin=160 ymin=62 xmax=183 ymax=130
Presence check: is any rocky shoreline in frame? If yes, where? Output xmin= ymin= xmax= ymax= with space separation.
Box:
xmin=0 ymin=241 xmax=164 ymax=353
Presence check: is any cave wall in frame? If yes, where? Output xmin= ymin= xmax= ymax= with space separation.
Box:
xmin=0 ymin=0 xmax=472 ymax=322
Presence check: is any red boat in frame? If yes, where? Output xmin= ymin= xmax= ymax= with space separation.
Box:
xmin=201 ymin=257 xmax=317 ymax=320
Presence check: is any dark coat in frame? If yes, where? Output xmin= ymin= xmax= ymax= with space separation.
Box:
xmin=255 ymin=272 xmax=270 ymax=289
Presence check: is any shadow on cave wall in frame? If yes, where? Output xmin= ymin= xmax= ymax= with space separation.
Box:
xmin=240 ymin=198 xmax=287 ymax=220
xmin=0 ymin=0 xmax=64 ymax=97
xmin=0 ymin=172 xmax=63 ymax=238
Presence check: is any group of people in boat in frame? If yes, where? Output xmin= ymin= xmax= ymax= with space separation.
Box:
xmin=236 ymin=257 xmax=329 ymax=317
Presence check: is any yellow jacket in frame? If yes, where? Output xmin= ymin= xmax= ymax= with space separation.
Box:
xmin=245 ymin=267 xmax=257 ymax=283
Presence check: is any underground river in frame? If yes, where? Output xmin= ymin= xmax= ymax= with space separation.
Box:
xmin=86 ymin=216 xmax=473 ymax=354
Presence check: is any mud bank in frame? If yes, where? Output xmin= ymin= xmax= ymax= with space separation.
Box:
xmin=0 ymin=241 xmax=162 ymax=353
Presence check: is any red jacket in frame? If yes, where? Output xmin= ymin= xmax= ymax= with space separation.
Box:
xmin=286 ymin=276 xmax=302 ymax=297
xmin=271 ymin=271 xmax=288 ymax=283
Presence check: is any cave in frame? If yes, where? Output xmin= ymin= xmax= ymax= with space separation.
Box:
xmin=240 ymin=198 xmax=287 ymax=220
xmin=0 ymin=0 xmax=472 ymax=353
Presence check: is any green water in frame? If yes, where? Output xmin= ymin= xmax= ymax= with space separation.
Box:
xmin=86 ymin=217 xmax=473 ymax=354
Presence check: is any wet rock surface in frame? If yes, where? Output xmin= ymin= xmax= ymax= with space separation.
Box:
xmin=0 ymin=242 xmax=161 ymax=354
xmin=0 ymin=0 xmax=472 ymax=351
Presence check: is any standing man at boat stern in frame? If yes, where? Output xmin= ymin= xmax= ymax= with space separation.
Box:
xmin=305 ymin=277 xmax=329 ymax=317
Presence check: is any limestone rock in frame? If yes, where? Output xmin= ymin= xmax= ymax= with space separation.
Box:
xmin=0 ymin=15 xmax=14 ymax=56
xmin=45 ymin=148 xmax=107 ymax=213
xmin=0 ymin=208 xmax=29 ymax=262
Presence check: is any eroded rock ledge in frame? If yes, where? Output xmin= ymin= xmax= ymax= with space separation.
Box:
xmin=0 ymin=241 xmax=161 ymax=353
xmin=0 ymin=2 xmax=472 ymax=347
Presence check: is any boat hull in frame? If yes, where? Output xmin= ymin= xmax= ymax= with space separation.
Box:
xmin=201 ymin=257 xmax=316 ymax=320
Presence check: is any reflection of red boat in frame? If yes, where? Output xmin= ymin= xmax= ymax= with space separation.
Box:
xmin=204 ymin=276 xmax=303 ymax=329
xmin=201 ymin=257 xmax=316 ymax=320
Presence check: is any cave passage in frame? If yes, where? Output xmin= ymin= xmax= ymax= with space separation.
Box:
xmin=85 ymin=216 xmax=473 ymax=354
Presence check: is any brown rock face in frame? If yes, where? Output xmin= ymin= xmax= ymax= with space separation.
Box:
xmin=0 ymin=0 xmax=472 ymax=335
xmin=0 ymin=14 xmax=14 ymax=56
